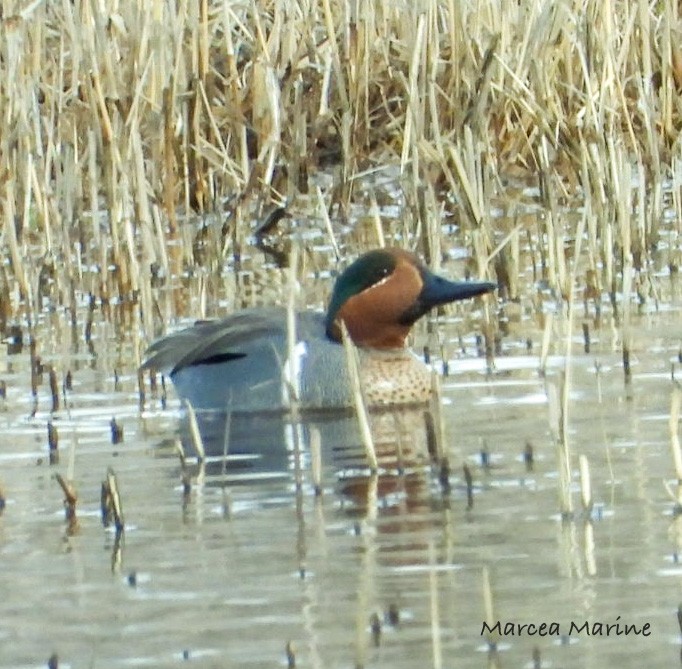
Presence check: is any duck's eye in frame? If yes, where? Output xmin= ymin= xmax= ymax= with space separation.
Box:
xmin=369 ymin=265 xmax=390 ymax=286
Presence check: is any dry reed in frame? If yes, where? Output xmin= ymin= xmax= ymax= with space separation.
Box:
xmin=184 ymin=399 xmax=206 ymax=461
xmin=340 ymin=321 xmax=378 ymax=471
xmin=0 ymin=0 xmax=676 ymax=333
xmin=55 ymin=472 xmax=77 ymax=522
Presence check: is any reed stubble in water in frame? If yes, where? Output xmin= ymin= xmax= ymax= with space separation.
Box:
xmin=47 ymin=421 xmax=59 ymax=465
xmin=110 ymin=417 xmax=124 ymax=445
xmin=101 ymin=468 xmax=125 ymax=534
xmin=55 ymin=473 xmax=78 ymax=534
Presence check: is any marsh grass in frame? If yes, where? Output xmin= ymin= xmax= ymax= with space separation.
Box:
xmin=2 ymin=1 xmax=681 ymax=505
xmin=1 ymin=0 xmax=680 ymax=316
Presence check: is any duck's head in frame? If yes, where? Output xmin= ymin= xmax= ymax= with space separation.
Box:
xmin=325 ymin=248 xmax=496 ymax=349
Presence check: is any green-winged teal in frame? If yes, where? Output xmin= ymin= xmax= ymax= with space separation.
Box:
xmin=141 ymin=248 xmax=496 ymax=411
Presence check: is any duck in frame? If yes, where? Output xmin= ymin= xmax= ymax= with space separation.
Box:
xmin=141 ymin=247 xmax=496 ymax=412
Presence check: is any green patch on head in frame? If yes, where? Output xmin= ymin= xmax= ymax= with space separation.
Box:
xmin=325 ymin=250 xmax=398 ymax=337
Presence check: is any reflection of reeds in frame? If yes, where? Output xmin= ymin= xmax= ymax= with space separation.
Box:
xmin=110 ymin=417 xmax=124 ymax=445
xmin=429 ymin=370 xmax=445 ymax=462
xmin=429 ymin=541 xmax=442 ymax=669
xmin=463 ymin=463 xmax=474 ymax=509
xmin=285 ymin=641 xmax=296 ymax=668
xmin=370 ymin=611 xmax=381 ymax=647
xmin=669 ymin=385 xmax=682 ymax=512
xmin=47 ymin=421 xmax=59 ymax=465
xmin=481 ymin=566 xmax=497 ymax=649
xmin=286 ymin=243 xmax=301 ymax=407
xmin=548 ymin=375 xmax=573 ymax=518
xmin=578 ymin=454 xmax=593 ymax=515
xmin=671 ymin=386 xmax=682 ymax=478
xmin=523 ymin=441 xmax=534 ymax=472
xmin=310 ymin=426 xmax=323 ymax=497
xmin=548 ymin=208 xmax=587 ymax=519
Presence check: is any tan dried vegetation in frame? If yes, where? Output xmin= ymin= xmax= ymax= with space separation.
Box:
xmin=0 ymin=0 xmax=681 ymax=337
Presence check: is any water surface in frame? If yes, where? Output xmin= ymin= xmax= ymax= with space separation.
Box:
xmin=1 ymin=205 xmax=681 ymax=668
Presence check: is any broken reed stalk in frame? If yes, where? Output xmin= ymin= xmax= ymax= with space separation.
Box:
xmin=101 ymin=467 xmax=125 ymax=533
xmin=184 ymin=399 xmax=205 ymax=462
xmin=55 ymin=473 xmax=77 ymax=522
xmin=340 ymin=321 xmax=378 ymax=472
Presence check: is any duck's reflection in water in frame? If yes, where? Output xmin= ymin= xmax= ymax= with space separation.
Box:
xmin=169 ymin=406 xmax=453 ymax=576
xmin=174 ymin=404 xmax=441 ymax=499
